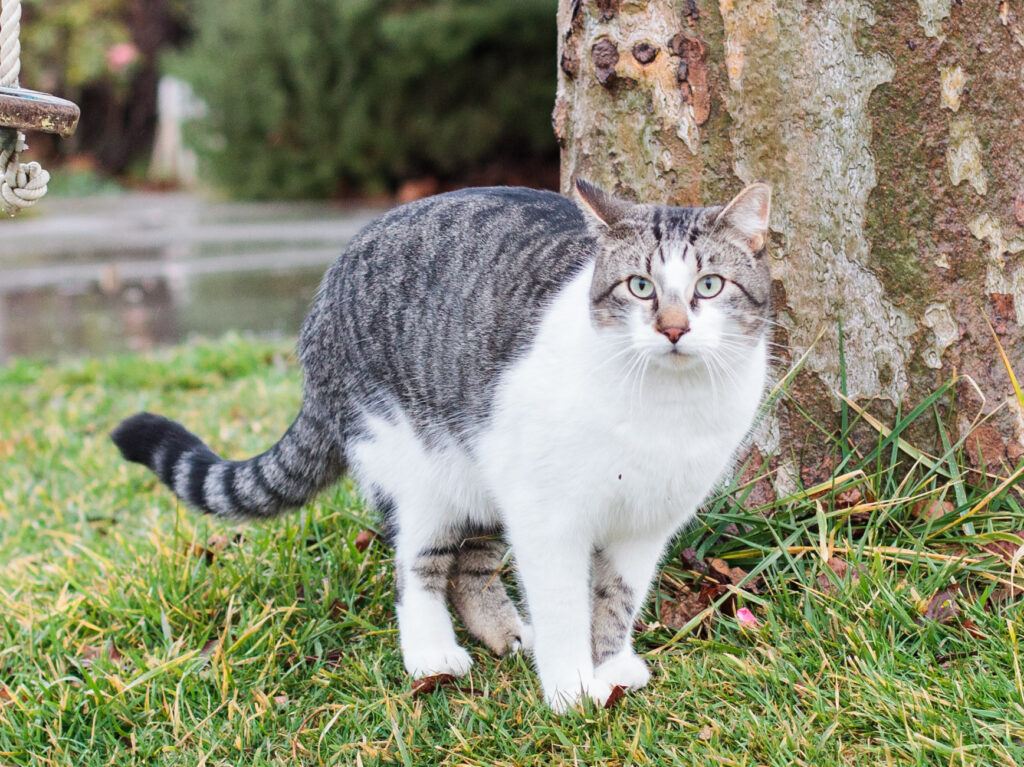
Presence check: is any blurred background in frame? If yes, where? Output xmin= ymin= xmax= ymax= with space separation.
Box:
xmin=0 ymin=0 xmax=558 ymax=362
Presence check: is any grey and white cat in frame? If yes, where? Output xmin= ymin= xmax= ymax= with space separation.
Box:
xmin=112 ymin=180 xmax=772 ymax=712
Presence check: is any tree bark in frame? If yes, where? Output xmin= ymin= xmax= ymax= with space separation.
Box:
xmin=555 ymin=0 xmax=1024 ymax=486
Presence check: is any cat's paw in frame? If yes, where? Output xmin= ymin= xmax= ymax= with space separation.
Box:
xmin=477 ymin=616 xmax=534 ymax=657
xmin=595 ymin=651 xmax=650 ymax=690
xmin=544 ymin=676 xmax=615 ymax=714
xmin=403 ymin=643 xmax=473 ymax=679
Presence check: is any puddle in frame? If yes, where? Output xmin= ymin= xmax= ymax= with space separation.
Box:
xmin=0 ymin=193 xmax=383 ymax=362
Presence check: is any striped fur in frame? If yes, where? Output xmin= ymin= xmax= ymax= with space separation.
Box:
xmin=111 ymin=404 xmax=343 ymax=519
xmin=110 ymin=182 xmax=773 ymax=712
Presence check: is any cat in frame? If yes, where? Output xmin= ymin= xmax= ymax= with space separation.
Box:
xmin=111 ymin=179 xmax=773 ymax=713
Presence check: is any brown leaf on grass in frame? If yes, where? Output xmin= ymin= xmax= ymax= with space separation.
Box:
xmin=329 ymin=599 xmax=349 ymax=620
xmin=354 ymin=529 xmax=377 ymax=552
xmin=706 ymin=558 xmax=761 ymax=595
xmin=961 ymin=619 xmax=986 ymax=640
xmin=816 ymin=556 xmax=862 ymax=596
xmin=200 ymin=638 xmax=219 ymax=657
xmin=411 ymin=674 xmax=456 ymax=696
xmin=188 ymin=533 xmax=243 ymax=564
xmin=273 ymin=694 xmax=289 ymax=706
xmin=660 ymin=588 xmax=713 ymax=631
xmin=698 ymin=725 xmax=714 ymax=741
xmin=604 ymin=685 xmax=627 ymax=709
xmin=988 ymin=583 xmax=1024 ymax=605
xmin=923 ymin=585 xmax=960 ymax=624
xmin=707 ymin=558 xmax=747 ymax=586
xmin=981 ymin=531 xmax=1024 ymax=563
xmin=834 ymin=488 xmax=864 ymax=509
xmin=680 ymin=548 xmax=709 ymax=575
xmin=912 ymin=499 xmax=955 ymax=522
xmin=0 ymin=686 xmax=13 ymax=706
xmin=79 ymin=642 xmax=125 ymax=668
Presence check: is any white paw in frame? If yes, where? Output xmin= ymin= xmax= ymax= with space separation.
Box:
xmin=595 ymin=651 xmax=650 ymax=690
xmin=403 ymin=643 xmax=473 ymax=679
xmin=544 ymin=676 xmax=615 ymax=714
xmin=512 ymin=623 xmax=535 ymax=654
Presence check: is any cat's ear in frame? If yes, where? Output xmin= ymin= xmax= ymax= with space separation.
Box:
xmin=715 ymin=182 xmax=771 ymax=252
xmin=575 ymin=178 xmax=632 ymax=228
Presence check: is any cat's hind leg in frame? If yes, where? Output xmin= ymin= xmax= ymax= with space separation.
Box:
xmin=394 ymin=519 xmax=473 ymax=679
xmin=448 ymin=536 xmax=532 ymax=656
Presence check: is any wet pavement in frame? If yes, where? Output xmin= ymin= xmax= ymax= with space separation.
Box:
xmin=0 ymin=193 xmax=383 ymax=361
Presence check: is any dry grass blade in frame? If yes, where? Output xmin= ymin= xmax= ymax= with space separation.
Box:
xmin=986 ymin=316 xmax=1024 ymax=412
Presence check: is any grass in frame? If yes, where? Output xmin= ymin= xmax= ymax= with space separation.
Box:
xmin=1 ymin=334 xmax=1023 ymax=766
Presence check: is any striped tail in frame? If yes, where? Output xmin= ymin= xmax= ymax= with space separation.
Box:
xmin=110 ymin=406 xmax=344 ymax=519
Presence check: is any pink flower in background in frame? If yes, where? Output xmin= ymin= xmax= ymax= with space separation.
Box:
xmin=736 ymin=607 xmax=761 ymax=629
xmin=106 ymin=43 xmax=140 ymax=73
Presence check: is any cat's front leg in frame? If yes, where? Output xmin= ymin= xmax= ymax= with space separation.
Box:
xmin=507 ymin=519 xmax=613 ymax=713
xmin=591 ymin=535 xmax=668 ymax=690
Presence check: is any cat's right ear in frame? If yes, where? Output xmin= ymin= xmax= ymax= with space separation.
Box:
xmin=575 ymin=178 xmax=632 ymax=228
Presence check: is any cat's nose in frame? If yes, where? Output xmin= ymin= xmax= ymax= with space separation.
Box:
xmin=659 ymin=326 xmax=689 ymax=344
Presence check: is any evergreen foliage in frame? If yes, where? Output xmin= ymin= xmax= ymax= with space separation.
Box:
xmin=172 ymin=0 xmax=558 ymax=199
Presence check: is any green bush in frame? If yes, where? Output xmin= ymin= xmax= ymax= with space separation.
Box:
xmin=172 ymin=0 xmax=558 ymax=199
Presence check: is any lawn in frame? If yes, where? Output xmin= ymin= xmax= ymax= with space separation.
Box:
xmin=1 ymin=335 xmax=1022 ymax=766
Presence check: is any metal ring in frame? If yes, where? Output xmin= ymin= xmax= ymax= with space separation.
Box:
xmin=0 ymin=86 xmax=80 ymax=137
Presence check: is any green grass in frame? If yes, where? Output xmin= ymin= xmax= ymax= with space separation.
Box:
xmin=1 ymin=335 xmax=1023 ymax=766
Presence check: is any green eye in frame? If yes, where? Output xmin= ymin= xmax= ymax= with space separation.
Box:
xmin=627 ymin=276 xmax=656 ymax=299
xmin=695 ymin=274 xmax=724 ymax=298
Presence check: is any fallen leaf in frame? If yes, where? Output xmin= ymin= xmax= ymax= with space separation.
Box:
xmin=680 ymin=548 xmax=709 ymax=575
xmin=411 ymin=674 xmax=456 ymax=696
xmin=923 ymin=586 xmax=960 ymax=624
xmin=273 ymin=694 xmax=289 ymax=706
xmin=78 ymin=642 xmax=125 ymax=668
xmin=0 ymin=686 xmax=12 ymax=706
xmin=735 ymin=607 xmax=761 ymax=629
xmin=604 ymin=685 xmax=627 ymax=709
xmin=698 ymin=725 xmax=714 ymax=741
xmin=816 ymin=556 xmax=862 ymax=595
xmin=354 ymin=530 xmax=377 ymax=552
xmin=988 ymin=583 xmax=1023 ymax=605
xmin=329 ymin=599 xmax=349 ymax=620
xmin=912 ymin=499 xmax=954 ymax=522
xmin=707 ymin=558 xmax=748 ymax=587
xmin=981 ymin=532 xmax=1024 ymax=563
xmin=200 ymin=638 xmax=219 ymax=657
xmin=660 ymin=588 xmax=712 ymax=631
xmin=834 ymin=488 xmax=863 ymax=509
xmin=961 ymin=619 xmax=986 ymax=640
xmin=107 ymin=642 xmax=124 ymax=664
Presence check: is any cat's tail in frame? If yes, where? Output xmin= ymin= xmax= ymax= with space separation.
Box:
xmin=110 ymin=405 xmax=345 ymax=520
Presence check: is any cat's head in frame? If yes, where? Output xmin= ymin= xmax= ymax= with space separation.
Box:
xmin=575 ymin=179 xmax=772 ymax=371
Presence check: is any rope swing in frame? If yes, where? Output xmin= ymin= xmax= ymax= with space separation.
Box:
xmin=0 ymin=0 xmax=80 ymax=215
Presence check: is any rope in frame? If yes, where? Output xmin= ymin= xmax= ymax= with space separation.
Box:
xmin=0 ymin=0 xmax=49 ymax=214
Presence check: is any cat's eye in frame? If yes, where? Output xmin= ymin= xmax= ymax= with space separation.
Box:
xmin=694 ymin=274 xmax=725 ymax=299
xmin=627 ymin=276 xmax=656 ymax=299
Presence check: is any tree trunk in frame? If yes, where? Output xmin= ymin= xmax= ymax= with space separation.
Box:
xmin=554 ymin=0 xmax=1024 ymax=486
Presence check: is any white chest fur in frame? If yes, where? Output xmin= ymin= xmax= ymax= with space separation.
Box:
xmin=477 ymin=266 xmax=767 ymax=541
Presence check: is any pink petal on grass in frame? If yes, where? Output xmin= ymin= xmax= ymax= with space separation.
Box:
xmin=736 ymin=607 xmax=761 ymax=628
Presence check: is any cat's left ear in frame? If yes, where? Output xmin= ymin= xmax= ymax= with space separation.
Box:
xmin=715 ymin=182 xmax=771 ymax=252
xmin=575 ymin=178 xmax=633 ymax=228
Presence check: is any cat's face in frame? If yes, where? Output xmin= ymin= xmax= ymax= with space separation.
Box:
xmin=577 ymin=180 xmax=772 ymax=373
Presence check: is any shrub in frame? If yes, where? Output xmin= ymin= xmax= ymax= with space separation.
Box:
xmin=171 ymin=0 xmax=558 ymax=199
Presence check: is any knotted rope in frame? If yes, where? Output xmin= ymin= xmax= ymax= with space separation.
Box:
xmin=1 ymin=0 xmax=49 ymax=215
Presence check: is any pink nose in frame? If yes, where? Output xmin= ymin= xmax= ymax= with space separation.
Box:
xmin=660 ymin=326 xmax=688 ymax=344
